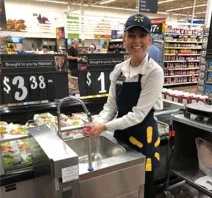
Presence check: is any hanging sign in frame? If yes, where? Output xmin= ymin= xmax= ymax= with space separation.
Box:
xmin=139 ymin=0 xmax=158 ymax=13
xmin=78 ymin=53 xmax=124 ymax=96
xmin=0 ymin=0 xmax=6 ymax=30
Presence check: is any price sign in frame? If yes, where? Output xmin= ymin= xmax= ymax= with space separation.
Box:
xmin=150 ymin=18 xmax=166 ymax=34
xmin=1 ymin=72 xmax=68 ymax=104
xmin=78 ymin=53 xmax=124 ymax=96
xmin=79 ymin=69 xmax=111 ymax=96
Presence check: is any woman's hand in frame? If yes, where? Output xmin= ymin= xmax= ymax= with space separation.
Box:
xmin=83 ymin=122 xmax=106 ymax=136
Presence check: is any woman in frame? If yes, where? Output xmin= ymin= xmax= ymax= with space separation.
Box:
xmin=84 ymin=13 xmax=164 ymax=198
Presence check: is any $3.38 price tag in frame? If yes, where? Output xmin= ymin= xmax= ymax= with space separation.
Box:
xmin=2 ymin=75 xmax=47 ymax=103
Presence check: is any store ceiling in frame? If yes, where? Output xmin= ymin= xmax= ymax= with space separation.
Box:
xmin=16 ymin=0 xmax=208 ymax=19
xmin=70 ymin=0 xmax=208 ymax=19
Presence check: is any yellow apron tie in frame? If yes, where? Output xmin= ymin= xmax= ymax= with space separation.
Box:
xmin=146 ymin=127 xmax=153 ymax=144
xmin=129 ymin=136 xmax=143 ymax=148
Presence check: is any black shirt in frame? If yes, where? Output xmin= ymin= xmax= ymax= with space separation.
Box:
xmin=67 ymin=46 xmax=79 ymax=76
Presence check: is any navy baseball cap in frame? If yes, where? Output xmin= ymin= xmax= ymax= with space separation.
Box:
xmin=124 ymin=14 xmax=151 ymax=33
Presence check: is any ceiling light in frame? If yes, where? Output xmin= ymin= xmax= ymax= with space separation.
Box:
xmin=99 ymin=0 xmax=117 ymax=5
xmin=195 ymin=12 xmax=206 ymax=15
xmin=35 ymin=0 xmax=68 ymax=4
xmin=166 ymin=4 xmax=206 ymax=12
xmin=159 ymin=0 xmax=177 ymax=5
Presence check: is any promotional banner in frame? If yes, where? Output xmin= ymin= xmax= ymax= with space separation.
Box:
xmin=0 ymin=0 xmax=6 ymax=30
xmin=139 ymin=0 xmax=158 ymax=13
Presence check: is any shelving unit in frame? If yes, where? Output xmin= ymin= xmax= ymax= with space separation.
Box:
xmin=163 ymin=28 xmax=203 ymax=87
xmin=107 ymin=39 xmax=125 ymax=53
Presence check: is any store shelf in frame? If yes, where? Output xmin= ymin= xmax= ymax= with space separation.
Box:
xmin=165 ymin=40 xmax=202 ymax=44
xmin=165 ymin=74 xmax=199 ymax=78
xmin=172 ymin=169 xmax=212 ymax=197
xmin=164 ymin=60 xmax=200 ymax=63
xmin=164 ymin=47 xmax=202 ymax=50
xmin=164 ymin=33 xmax=202 ymax=36
xmin=164 ymin=82 xmax=197 ymax=87
xmin=165 ymin=67 xmax=199 ymax=71
xmin=164 ymin=54 xmax=201 ymax=56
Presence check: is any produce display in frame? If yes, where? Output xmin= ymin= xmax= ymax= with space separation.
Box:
xmin=0 ymin=139 xmax=33 ymax=171
xmin=0 ymin=121 xmax=28 ymax=138
xmin=33 ymin=112 xmax=86 ymax=129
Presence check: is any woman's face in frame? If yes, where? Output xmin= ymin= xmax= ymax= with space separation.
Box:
xmin=124 ymin=27 xmax=152 ymax=59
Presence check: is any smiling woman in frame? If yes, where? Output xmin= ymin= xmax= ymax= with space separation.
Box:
xmin=84 ymin=13 xmax=164 ymax=198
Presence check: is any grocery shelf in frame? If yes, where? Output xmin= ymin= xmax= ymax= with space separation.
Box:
xmin=164 ymin=54 xmax=201 ymax=56
xmin=164 ymin=60 xmax=200 ymax=63
xmin=164 ymin=82 xmax=197 ymax=87
xmin=165 ymin=74 xmax=199 ymax=78
xmin=165 ymin=40 xmax=202 ymax=44
xmin=164 ymin=67 xmax=199 ymax=71
xmin=164 ymin=33 xmax=203 ymax=36
xmin=164 ymin=47 xmax=202 ymax=50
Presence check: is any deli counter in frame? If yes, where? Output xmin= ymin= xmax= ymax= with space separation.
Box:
xmin=0 ymin=106 xmax=146 ymax=198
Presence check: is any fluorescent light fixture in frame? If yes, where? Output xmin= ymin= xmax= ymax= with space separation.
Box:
xmin=35 ymin=0 xmax=68 ymax=4
xmin=195 ymin=12 xmax=206 ymax=15
xmin=99 ymin=0 xmax=117 ymax=5
xmin=167 ymin=4 xmax=206 ymax=12
xmin=159 ymin=0 xmax=177 ymax=5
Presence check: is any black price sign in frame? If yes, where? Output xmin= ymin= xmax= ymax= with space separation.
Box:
xmin=2 ymin=74 xmax=47 ymax=102
xmin=1 ymin=72 xmax=68 ymax=104
xmin=150 ymin=18 xmax=165 ymax=34
xmin=78 ymin=53 xmax=124 ymax=96
xmin=151 ymin=24 xmax=162 ymax=34
xmin=79 ymin=68 xmax=112 ymax=96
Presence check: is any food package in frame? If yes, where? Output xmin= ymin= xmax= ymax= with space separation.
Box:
xmin=33 ymin=112 xmax=57 ymax=127
xmin=0 ymin=139 xmax=32 ymax=171
xmin=196 ymin=137 xmax=212 ymax=176
xmin=0 ymin=122 xmax=28 ymax=139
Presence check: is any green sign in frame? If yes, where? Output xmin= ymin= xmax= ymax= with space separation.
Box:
xmin=66 ymin=15 xmax=80 ymax=38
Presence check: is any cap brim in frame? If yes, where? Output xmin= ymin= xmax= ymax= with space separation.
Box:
xmin=124 ymin=25 xmax=150 ymax=33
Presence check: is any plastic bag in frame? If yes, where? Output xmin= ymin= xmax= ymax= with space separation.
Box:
xmin=196 ymin=137 xmax=212 ymax=176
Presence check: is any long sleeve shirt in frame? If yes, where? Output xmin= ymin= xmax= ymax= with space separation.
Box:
xmin=96 ymin=55 xmax=164 ymax=131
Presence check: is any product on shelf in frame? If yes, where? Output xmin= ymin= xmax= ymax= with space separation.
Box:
xmin=162 ymin=88 xmax=208 ymax=104
xmin=163 ymin=27 xmax=203 ymax=87
xmin=33 ymin=112 xmax=85 ymax=129
xmin=0 ymin=139 xmax=32 ymax=171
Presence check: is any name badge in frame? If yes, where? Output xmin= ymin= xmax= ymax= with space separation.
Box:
xmin=116 ymin=74 xmax=126 ymax=85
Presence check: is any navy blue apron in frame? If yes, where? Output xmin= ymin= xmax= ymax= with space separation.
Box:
xmin=114 ymin=60 xmax=160 ymax=171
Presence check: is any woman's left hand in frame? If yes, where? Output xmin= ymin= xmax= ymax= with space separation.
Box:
xmin=83 ymin=122 xmax=106 ymax=136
